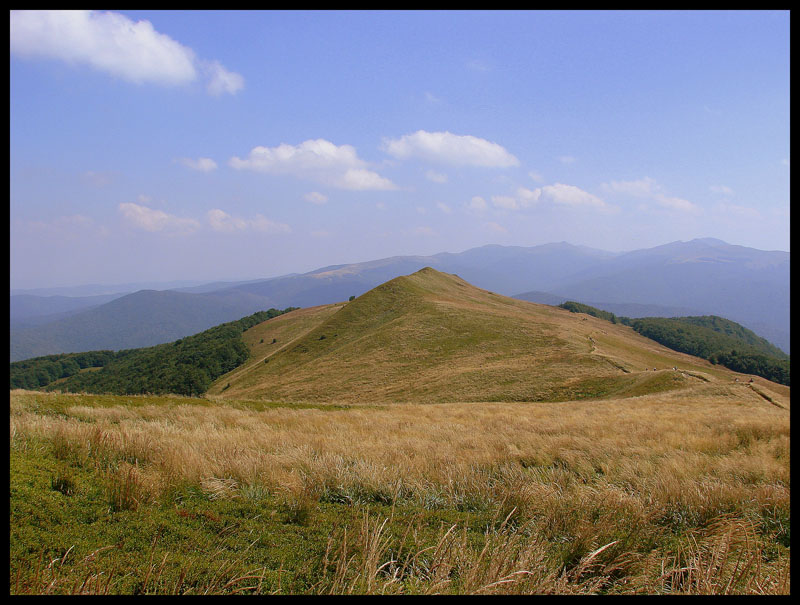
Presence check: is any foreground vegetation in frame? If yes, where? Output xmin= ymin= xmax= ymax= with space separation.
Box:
xmin=9 ymin=308 xmax=297 ymax=396
xmin=10 ymin=388 xmax=789 ymax=595
xmin=558 ymin=302 xmax=790 ymax=386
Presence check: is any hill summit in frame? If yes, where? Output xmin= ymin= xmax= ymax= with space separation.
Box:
xmin=208 ymin=267 xmax=730 ymax=403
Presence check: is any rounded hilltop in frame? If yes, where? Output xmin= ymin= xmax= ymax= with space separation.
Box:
xmin=206 ymin=269 xmax=779 ymax=405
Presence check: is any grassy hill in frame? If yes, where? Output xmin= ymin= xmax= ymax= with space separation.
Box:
xmin=208 ymin=268 xmax=755 ymax=403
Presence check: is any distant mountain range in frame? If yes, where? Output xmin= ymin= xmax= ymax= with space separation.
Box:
xmin=9 ymin=238 xmax=790 ymax=361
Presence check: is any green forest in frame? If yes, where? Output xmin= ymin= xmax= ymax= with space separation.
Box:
xmin=559 ymin=302 xmax=790 ymax=386
xmin=9 ymin=308 xmax=297 ymax=396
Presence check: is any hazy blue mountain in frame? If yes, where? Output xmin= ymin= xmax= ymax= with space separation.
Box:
xmin=10 ymin=293 xmax=127 ymax=322
xmin=10 ymin=279 xmax=216 ymax=298
xmin=8 ymin=238 xmax=790 ymax=360
xmin=544 ymin=239 xmax=789 ymax=353
xmin=513 ymin=293 xmax=707 ymax=320
xmin=9 ymin=289 xmax=279 ymax=362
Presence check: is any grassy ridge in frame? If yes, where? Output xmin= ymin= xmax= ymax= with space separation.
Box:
xmin=210 ymin=268 xmax=729 ymax=403
xmin=10 ymin=308 xmax=296 ymax=396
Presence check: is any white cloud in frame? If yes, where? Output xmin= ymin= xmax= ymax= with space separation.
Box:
xmin=425 ymin=169 xmax=448 ymax=184
xmin=207 ymin=208 xmax=247 ymax=232
xmin=178 ymin=157 xmax=218 ymax=172
xmin=382 ymin=130 xmax=519 ymax=167
xmin=229 ymin=139 xmax=396 ymax=190
xmin=486 ymin=221 xmax=507 ymax=233
xmin=436 ymin=201 xmax=452 ymax=214
xmin=540 ymin=183 xmax=608 ymax=209
xmin=10 ymin=10 xmax=243 ymax=95
xmin=491 ymin=195 xmax=519 ymax=210
xmin=250 ymin=214 xmax=291 ymax=233
xmin=655 ymin=195 xmax=700 ymax=214
xmin=709 ymin=185 xmax=734 ymax=195
xmin=517 ymin=186 xmax=542 ymax=205
xmin=557 ymin=155 xmax=577 ymax=164
xmin=414 ymin=226 xmax=436 ymax=236
xmin=118 ymin=202 xmax=200 ymax=232
xmin=602 ymin=177 xmax=658 ymax=198
xmin=304 ymin=191 xmax=328 ymax=205
xmin=602 ymin=176 xmax=698 ymax=214
xmin=467 ymin=196 xmax=488 ymax=212
xmin=201 ymin=59 xmax=244 ymax=96
xmin=337 ymin=168 xmax=396 ymax=191
xmin=208 ymin=208 xmax=290 ymax=233
xmin=528 ymin=170 xmax=544 ymax=182
xmin=424 ymin=91 xmax=443 ymax=105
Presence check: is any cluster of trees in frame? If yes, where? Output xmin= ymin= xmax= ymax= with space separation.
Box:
xmin=559 ymin=302 xmax=790 ymax=386
xmin=10 ymin=350 xmax=126 ymax=390
xmin=10 ymin=308 xmax=297 ymax=396
xmin=708 ymin=350 xmax=790 ymax=386
xmin=558 ymin=301 xmax=621 ymax=324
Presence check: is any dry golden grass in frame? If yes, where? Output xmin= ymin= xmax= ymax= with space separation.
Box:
xmin=10 ymin=382 xmax=790 ymax=594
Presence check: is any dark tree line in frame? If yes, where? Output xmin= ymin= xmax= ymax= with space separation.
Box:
xmin=10 ymin=308 xmax=298 ymax=396
xmin=559 ymin=302 xmax=789 ymax=386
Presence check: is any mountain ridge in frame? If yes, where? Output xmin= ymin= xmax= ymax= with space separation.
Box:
xmin=10 ymin=238 xmax=790 ymax=360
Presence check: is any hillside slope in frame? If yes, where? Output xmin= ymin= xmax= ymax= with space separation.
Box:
xmin=209 ymin=268 xmax=771 ymax=404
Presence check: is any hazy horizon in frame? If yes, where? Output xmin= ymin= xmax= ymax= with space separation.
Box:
xmin=10 ymin=10 xmax=789 ymax=291
xmin=9 ymin=235 xmax=789 ymax=294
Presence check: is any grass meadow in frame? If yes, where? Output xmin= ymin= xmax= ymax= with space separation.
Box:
xmin=9 ymin=386 xmax=789 ymax=594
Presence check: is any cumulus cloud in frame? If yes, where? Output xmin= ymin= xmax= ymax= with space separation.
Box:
xmin=602 ymin=177 xmax=658 ymax=198
xmin=201 ymin=59 xmax=244 ymax=96
xmin=10 ymin=10 xmax=243 ymax=95
xmin=382 ymin=130 xmax=519 ymax=168
xmin=709 ymin=185 xmax=734 ymax=196
xmin=517 ymin=186 xmax=542 ymax=205
xmin=118 ymin=202 xmax=200 ymax=232
xmin=466 ymin=196 xmax=488 ymax=212
xmin=602 ymin=176 xmax=699 ymax=214
xmin=178 ymin=157 xmax=218 ymax=172
xmin=229 ymin=139 xmax=397 ymax=190
xmin=208 ymin=208 xmax=290 ymax=233
xmin=540 ymin=183 xmax=607 ymax=209
xmin=304 ymin=191 xmax=328 ymax=205
xmin=655 ymin=195 xmax=700 ymax=214
xmin=491 ymin=195 xmax=519 ymax=210
xmin=425 ymin=169 xmax=448 ymax=184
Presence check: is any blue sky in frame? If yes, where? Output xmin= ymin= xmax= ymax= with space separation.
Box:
xmin=10 ymin=10 xmax=790 ymax=289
